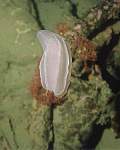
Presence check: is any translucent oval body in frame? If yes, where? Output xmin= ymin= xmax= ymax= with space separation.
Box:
xmin=37 ymin=30 xmax=72 ymax=96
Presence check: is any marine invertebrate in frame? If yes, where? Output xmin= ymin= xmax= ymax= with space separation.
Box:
xmin=37 ymin=30 xmax=72 ymax=96
xmin=30 ymin=30 xmax=72 ymax=105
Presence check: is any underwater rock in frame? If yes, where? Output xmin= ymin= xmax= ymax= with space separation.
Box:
xmin=79 ymin=0 xmax=120 ymax=37
xmin=54 ymin=76 xmax=112 ymax=150
xmin=0 ymin=0 xmax=43 ymax=149
xmin=30 ymin=0 xmax=119 ymax=148
xmin=107 ymin=39 xmax=120 ymax=81
xmin=0 ymin=0 xmax=120 ymax=149
xmin=29 ymin=104 xmax=52 ymax=150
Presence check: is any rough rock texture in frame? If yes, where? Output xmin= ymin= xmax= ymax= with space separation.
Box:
xmin=0 ymin=0 xmax=40 ymax=149
xmin=53 ymin=76 xmax=112 ymax=150
xmin=0 ymin=0 xmax=120 ymax=150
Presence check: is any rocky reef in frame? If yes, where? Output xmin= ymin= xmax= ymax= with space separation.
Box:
xmin=0 ymin=0 xmax=120 ymax=150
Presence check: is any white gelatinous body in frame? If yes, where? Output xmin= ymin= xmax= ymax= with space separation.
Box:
xmin=37 ymin=30 xmax=72 ymax=97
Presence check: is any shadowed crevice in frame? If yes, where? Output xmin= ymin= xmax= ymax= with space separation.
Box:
xmin=8 ymin=118 xmax=19 ymax=149
xmin=67 ymin=0 xmax=80 ymax=19
xmin=97 ymin=31 xmax=120 ymax=93
xmin=87 ymin=18 xmax=120 ymax=40
xmin=112 ymin=92 xmax=120 ymax=138
xmin=81 ymin=124 xmax=106 ymax=150
xmin=48 ymin=105 xmax=55 ymax=150
xmin=28 ymin=0 xmax=45 ymax=29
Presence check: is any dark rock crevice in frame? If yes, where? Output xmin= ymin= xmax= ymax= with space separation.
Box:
xmin=28 ymin=0 xmax=45 ymax=29
xmin=81 ymin=124 xmax=106 ymax=150
xmin=67 ymin=0 xmax=80 ymax=19
xmin=8 ymin=118 xmax=19 ymax=149
xmin=97 ymin=31 xmax=120 ymax=93
xmin=48 ymin=105 xmax=55 ymax=150
xmin=112 ymin=92 xmax=120 ymax=138
xmin=87 ymin=18 xmax=120 ymax=40
xmin=82 ymin=31 xmax=120 ymax=149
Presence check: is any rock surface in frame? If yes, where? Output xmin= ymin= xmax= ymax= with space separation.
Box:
xmin=0 ymin=0 xmax=120 ymax=150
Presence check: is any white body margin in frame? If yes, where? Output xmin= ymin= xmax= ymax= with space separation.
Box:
xmin=37 ymin=30 xmax=72 ymax=97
